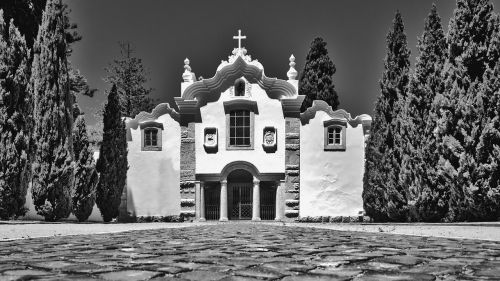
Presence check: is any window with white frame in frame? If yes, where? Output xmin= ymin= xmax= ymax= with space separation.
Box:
xmin=229 ymin=110 xmax=251 ymax=146
xmin=140 ymin=122 xmax=163 ymax=151
xmin=223 ymin=99 xmax=257 ymax=150
xmin=144 ymin=128 xmax=158 ymax=147
xmin=324 ymin=120 xmax=346 ymax=151
xmin=327 ymin=126 xmax=342 ymax=145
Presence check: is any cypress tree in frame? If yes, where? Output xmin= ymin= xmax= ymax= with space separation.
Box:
xmin=400 ymin=5 xmax=447 ymax=221
xmin=72 ymin=115 xmax=98 ymax=222
xmin=299 ymin=37 xmax=339 ymax=112
xmin=363 ymin=11 xmax=411 ymax=222
xmin=435 ymin=0 xmax=499 ymax=221
xmin=0 ymin=11 xmax=31 ymax=219
xmin=96 ymin=84 xmax=128 ymax=222
xmin=30 ymin=0 xmax=74 ymax=221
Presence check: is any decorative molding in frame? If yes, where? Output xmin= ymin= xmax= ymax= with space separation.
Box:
xmin=223 ymin=99 xmax=258 ymax=114
xmin=180 ymin=56 xmax=297 ymax=108
xmin=126 ymin=103 xmax=179 ymax=142
xmin=300 ymin=100 xmax=372 ymax=127
xmin=262 ymin=126 xmax=277 ymax=153
xmin=281 ymin=95 xmax=305 ymax=118
xmin=203 ymin=127 xmax=218 ymax=153
xmin=195 ymin=161 xmax=285 ymax=182
xmin=139 ymin=121 xmax=164 ymax=130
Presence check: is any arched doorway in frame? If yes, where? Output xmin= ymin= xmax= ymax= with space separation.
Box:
xmin=228 ymin=169 xmax=253 ymax=220
xmin=199 ymin=161 xmax=283 ymax=221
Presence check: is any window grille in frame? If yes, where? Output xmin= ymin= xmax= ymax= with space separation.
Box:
xmin=229 ymin=110 xmax=251 ymax=146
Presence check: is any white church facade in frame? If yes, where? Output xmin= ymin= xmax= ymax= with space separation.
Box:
xmin=20 ymin=31 xmax=371 ymax=222
xmin=122 ymin=32 xmax=372 ymax=222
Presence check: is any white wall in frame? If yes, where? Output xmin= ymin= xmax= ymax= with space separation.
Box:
xmin=300 ymin=110 xmax=366 ymax=217
xmin=127 ymin=113 xmax=181 ymax=217
xmin=195 ymin=84 xmax=285 ymax=175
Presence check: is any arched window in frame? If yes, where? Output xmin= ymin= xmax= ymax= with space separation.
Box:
xmin=234 ymin=78 xmax=246 ymax=96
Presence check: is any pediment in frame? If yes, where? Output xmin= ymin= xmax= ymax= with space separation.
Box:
xmin=181 ymin=56 xmax=297 ymax=107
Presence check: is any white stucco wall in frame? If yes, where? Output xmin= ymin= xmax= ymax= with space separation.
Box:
xmin=300 ymin=110 xmax=366 ymax=217
xmin=127 ymin=113 xmax=181 ymax=217
xmin=195 ymin=84 xmax=285 ymax=175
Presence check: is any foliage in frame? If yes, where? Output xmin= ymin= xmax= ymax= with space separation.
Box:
xmin=96 ymin=84 xmax=128 ymax=222
xmin=434 ymin=0 xmax=500 ymax=221
xmin=0 ymin=0 xmax=47 ymax=49
xmin=363 ymin=11 xmax=411 ymax=222
xmin=30 ymin=0 xmax=74 ymax=221
xmin=72 ymin=115 xmax=98 ymax=222
xmin=299 ymin=37 xmax=339 ymax=112
xmin=400 ymin=5 xmax=448 ymax=221
xmin=104 ymin=42 xmax=154 ymax=118
xmin=0 ymin=11 xmax=31 ymax=219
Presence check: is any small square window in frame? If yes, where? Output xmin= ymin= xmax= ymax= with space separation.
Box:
xmin=324 ymin=124 xmax=346 ymax=151
xmin=327 ymin=127 xmax=342 ymax=145
xmin=142 ymin=127 xmax=162 ymax=151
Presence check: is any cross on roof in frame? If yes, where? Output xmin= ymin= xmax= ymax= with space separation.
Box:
xmin=233 ymin=29 xmax=246 ymax=50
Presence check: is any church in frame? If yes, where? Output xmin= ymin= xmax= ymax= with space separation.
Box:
xmin=19 ymin=30 xmax=371 ymax=222
xmin=123 ymin=31 xmax=372 ymax=222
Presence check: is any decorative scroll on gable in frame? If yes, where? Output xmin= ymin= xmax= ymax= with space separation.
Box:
xmin=180 ymin=56 xmax=297 ymax=108
xmin=300 ymin=100 xmax=372 ymax=129
xmin=126 ymin=103 xmax=180 ymax=141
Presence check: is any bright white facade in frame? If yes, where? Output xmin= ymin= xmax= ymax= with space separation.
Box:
xmin=121 ymin=32 xmax=372 ymax=221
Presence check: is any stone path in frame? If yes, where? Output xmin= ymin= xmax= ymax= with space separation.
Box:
xmin=0 ymin=223 xmax=499 ymax=280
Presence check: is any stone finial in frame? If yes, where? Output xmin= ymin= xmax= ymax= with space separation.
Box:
xmin=182 ymin=58 xmax=193 ymax=82
xmin=287 ymin=54 xmax=298 ymax=80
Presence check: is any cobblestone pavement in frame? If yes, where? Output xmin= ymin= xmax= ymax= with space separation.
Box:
xmin=1 ymin=223 xmax=500 ymax=280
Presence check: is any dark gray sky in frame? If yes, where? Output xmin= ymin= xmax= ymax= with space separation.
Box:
xmin=66 ymin=0 xmax=500 ymax=125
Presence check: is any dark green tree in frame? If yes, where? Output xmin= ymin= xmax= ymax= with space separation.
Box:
xmin=299 ymin=37 xmax=339 ymax=112
xmin=434 ymin=0 xmax=500 ymax=221
xmin=363 ymin=11 xmax=411 ymax=222
xmin=30 ymin=0 xmax=74 ymax=221
xmin=96 ymin=84 xmax=128 ymax=222
xmin=399 ymin=5 xmax=447 ymax=221
xmin=72 ymin=115 xmax=98 ymax=222
xmin=0 ymin=0 xmax=47 ymax=49
xmin=0 ymin=11 xmax=31 ymax=219
xmin=104 ymin=42 xmax=154 ymax=118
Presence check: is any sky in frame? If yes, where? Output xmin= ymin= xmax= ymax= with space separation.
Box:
xmin=66 ymin=0 xmax=500 ymax=125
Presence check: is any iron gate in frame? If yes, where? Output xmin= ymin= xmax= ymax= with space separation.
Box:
xmin=231 ymin=184 xmax=252 ymax=220
xmin=205 ymin=185 xmax=220 ymax=220
xmin=260 ymin=186 xmax=276 ymax=220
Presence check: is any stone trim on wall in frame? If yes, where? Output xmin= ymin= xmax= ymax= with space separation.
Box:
xmin=180 ymin=123 xmax=196 ymax=221
xmin=284 ymin=117 xmax=301 ymax=221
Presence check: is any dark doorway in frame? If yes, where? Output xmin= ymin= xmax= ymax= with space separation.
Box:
xmin=228 ymin=169 xmax=253 ymax=220
xmin=204 ymin=183 xmax=220 ymax=220
xmin=260 ymin=183 xmax=276 ymax=220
